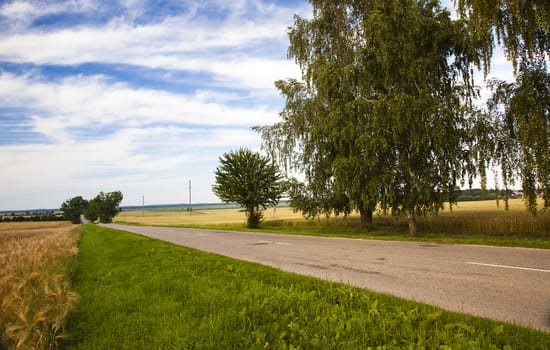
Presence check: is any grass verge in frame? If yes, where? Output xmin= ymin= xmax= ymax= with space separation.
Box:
xmin=65 ymin=225 xmax=550 ymax=349
xmin=201 ymin=217 xmax=550 ymax=249
xmin=115 ymin=200 xmax=550 ymax=249
xmin=0 ymin=222 xmax=80 ymax=350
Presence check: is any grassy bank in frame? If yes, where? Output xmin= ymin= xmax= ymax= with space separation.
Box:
xmin=66 ymin=225 xmax=550 ymax=349
xmin=0 ymin=222 xmax=80 ymax=350
xmin=115 ymin=199 xmax=550 ymax=249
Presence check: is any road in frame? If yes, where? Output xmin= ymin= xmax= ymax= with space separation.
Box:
xmin=103 ymin=224 xmax=550 ymax=331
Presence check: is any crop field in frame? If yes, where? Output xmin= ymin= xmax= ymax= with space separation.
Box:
xmin=114 ymin=199 xmax=550 ymax=247
xmin=0 ymin=222 xmax=80 ymax=350
xmin=115 ymin=204 xmax=304 ymax=226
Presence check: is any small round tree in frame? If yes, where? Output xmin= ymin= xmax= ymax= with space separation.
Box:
xmin=213 ymin=148 xmax=286 ymax=228
xmin=85 ymin=191 xmax=123 ymax=223
xmin=60 ymin=196 xmax=88 ymax=224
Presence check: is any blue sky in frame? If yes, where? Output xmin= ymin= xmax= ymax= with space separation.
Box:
xmin=0 ymin=0 xmax=513 ymax=210
xmin=0 ymin=0 xmax=311 ymax=210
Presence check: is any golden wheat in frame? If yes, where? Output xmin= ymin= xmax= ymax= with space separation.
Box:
xmin=0 ymin=222 xmax=80 ymax=350
xmin=115 ymin=206 xmax=305 ymax=226
xmin=115 ymin=199 xmax=549 ymax=235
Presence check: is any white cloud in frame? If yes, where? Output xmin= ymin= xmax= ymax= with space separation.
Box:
xmin=0 ymin=122 xmax=261 ymax=208
xmin=0 ymin=47 xmax=282 ymax=208
xmin=0 ymin=68 xmax=270 ymax=209
xmin=1 ymin=1 xmax=36 ymax=18
xmin=0 ymin=0 xmax=98 ymax=30
xmin=0 ymin=72 xmax=279 ymax=134
xmin=0 ymin=0 xmax=305 ymax=210
xmin=0 ymin=4 xmax=302 ymax=90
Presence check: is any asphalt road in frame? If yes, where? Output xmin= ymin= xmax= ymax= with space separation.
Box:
xmin=103 ymin=224 xmax=550 ymax=332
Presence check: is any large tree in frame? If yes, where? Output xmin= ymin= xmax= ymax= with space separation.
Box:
xmin=256 ymin=1 xmax=383 ymax=227
xmin=360 ymin=0 xmax=480 ymax=236
xmin=456 ymin=0 xmax=549 ymax=212
xmin=258 ymin=0 xmax=480 ymax=236
xmin=485 ymin=62 xmax=550 ymax=212
xmin=212 ymin=148 xmax=286 ymax=228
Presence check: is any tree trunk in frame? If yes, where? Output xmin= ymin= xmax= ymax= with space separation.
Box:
xmin=407 ymin=209 xmax=417 ymax=237
xmin=246 ymin=207 xmax=255 ymax=228
xmin=246 ymin=206 xmax=262 ymax=228
xmin=407 ymin=150 xmax=417 ymax=237
xmin=359 ymin=207 xmax=373 ymax=228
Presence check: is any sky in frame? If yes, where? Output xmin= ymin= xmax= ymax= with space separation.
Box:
xmin=0 ymin=0 xmax=513 ymax=211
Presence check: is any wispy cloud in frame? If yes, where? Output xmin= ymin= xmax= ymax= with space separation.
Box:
xmin=0 ymin=0 xmax=308 ymax=209
xmin=0 ymin=0 xmax=99 ymax=30
xmin=0 ymin=72 xmax=279 ymax=130
xmin=0 ymin=70 xmax=273 ymax=202
xmin=0 ymin=1 xmax=302 ymax=90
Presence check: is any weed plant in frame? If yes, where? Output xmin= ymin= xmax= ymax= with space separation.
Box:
xmin=66 ymin=225 xmax=550 ymax=349
xmin=0 ymin=222 xmax=80 ymax=350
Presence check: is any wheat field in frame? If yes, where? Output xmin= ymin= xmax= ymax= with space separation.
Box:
xmin=114 ymin=199 xmax=549 ymax=235
xmin=413 ymin=199 xmax=549 ymax=234
xmin=0 ymin=222 xmax=80 ymax=350
xmin=115 ymin=205 xmax=305 ymax=226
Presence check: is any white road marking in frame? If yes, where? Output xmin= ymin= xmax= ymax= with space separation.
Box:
xmin=466 ymin=261 xmax=550 ymax=273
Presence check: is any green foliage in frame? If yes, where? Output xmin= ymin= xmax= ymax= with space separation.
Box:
xmin=61 ymin=192 xmax=123 ymax=224
xmin=360 ymin=0 xmax=479 ymax=236
xmin=94 ymin=191 xmax=123 ymax=223
xmin=65 ymin=225 xmax=550 ymax=349
xmin=457 ymin=188 xmax=519 ymax=202
xmin=212 ymin=148 xmax=286 ymax=228
xmin=88 ymin=191 xmax=123 ymax=223
xmin=456 ymin=0 xmax=549 ymax=216
xmin=258 ymin=0 xmax=481 ymax=236
xmin=60 ymin=196 xmax=88 ymax=224
xmin=256 ymin=1 xmax=380 ymax=226
xmin=456 ymin=0 xmax=550 ymax=69
xmin=1 ymin=213 xmax=64 ymax=222
xmin=484 ymin=62 xmax=550 ymax=213
xmin=83 ymin=199 xmax=99 ymax=223
xmin=287 ymin=178 xmax=351 ymax=219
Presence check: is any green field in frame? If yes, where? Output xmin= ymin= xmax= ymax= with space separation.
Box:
xmin=115 ymin=199 xmax=550 ymax=249
xmin=65 ymin=225 xmax=550 ymax=349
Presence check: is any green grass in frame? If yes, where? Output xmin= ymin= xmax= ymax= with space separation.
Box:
xmin=65 ymin=225 xmax=550 ymax=349
xmin=115 ymin=200 xmax=550 ymax=249
xmin=163 ymin=215 xmax=550 ymax=249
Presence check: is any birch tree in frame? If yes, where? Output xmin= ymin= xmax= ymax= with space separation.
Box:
xmin=258 ymin=0 xmax=480 ymax=236
xmin=360 ymin=0 xmax=479 ymax=236
xmin=256 ymin=1 xmax=381 ymax=227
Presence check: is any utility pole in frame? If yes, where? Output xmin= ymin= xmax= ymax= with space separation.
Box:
xmin=142 ymin=195 xmax=144 ymax=218
xmin=188 ymin=179 xmax=192 ymax=216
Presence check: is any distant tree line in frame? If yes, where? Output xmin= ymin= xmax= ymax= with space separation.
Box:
xmin=1 ymin=213 xmax=64 ymax=222
xmin=60 ymin=191 xmax=123 ymax=224
xmin=456 ymin=189 xmax=522 ymax=202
